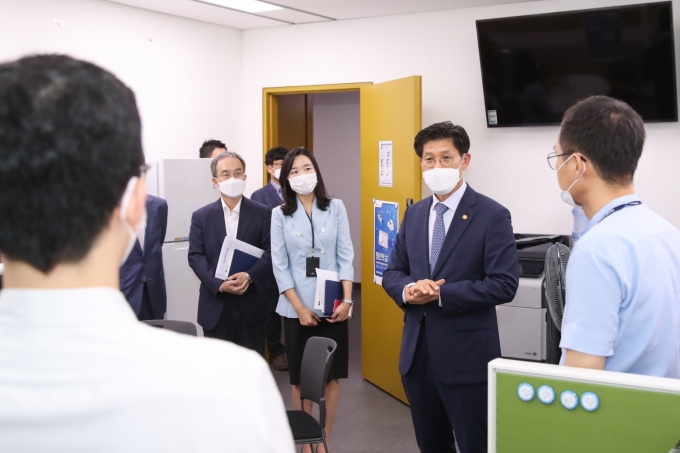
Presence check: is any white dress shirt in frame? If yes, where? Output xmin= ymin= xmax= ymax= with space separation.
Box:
xmin=403 ymin=182 xmax=468 ymax=305
xmin=221 ymin=196 xmax=241 ymax=238
xmin=137 ymin=214 xmax=147 ymax=251
xmin=0 ymin=287 xmax=295 ymax=453
xmin=427 ymin=181 xmax=467 ymax=259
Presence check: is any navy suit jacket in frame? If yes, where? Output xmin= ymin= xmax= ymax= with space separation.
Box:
xmin=120 ymin=195 xmax=168 ymax=318
xmin=251 ymin=182 xmax=282 ymax=210
xmin=382 ymin=186 xmax=519 ymax=385
xmin=188 ymin=196 xmax=272 ymax=330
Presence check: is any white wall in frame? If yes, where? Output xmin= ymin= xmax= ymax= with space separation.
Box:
xmin=242 ymin=0 xmax=680 ymax=234
xmin=312 ymin=92 xmax=362 ymax=282
xmin=0 ymin=0 xmax=243 ymax=166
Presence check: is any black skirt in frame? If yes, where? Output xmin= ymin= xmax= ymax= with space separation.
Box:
xmin=283 ymin=317 xmax=349 ymax=386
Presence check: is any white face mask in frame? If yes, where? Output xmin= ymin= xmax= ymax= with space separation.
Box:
xmin=422 ymin=159 xmax=465 ymax=196
xmin=119 ymin=177 xmax=146 ymax=265
xmin=556 ymin=154 xmax=586 ymax=208
xmin=289 ymin=172 xmax=318 ymax=196
xmin=217 ymin=177 xmax=246 ymax=198
xmin=273 ymin=168 xmax=281 ymax=180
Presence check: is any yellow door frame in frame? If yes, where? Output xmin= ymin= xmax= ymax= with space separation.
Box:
xmin=262 ymin=82 xmax=372 ymax=182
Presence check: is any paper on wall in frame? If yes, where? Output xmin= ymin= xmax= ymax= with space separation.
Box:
xmin=379 ymin=141 xmax=393 ymax=187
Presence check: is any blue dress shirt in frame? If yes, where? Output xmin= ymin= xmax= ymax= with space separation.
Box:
xmin=559 ymin=194 xmax=680 ymax=378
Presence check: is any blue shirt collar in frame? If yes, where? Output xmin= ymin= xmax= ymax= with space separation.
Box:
xmin=269 ymin=180 xmax=281 ymax=190
xmin=580 ymin=194 xmax=641 ymax=237
xmin=430 ymin=181 xmax=467 ymax=212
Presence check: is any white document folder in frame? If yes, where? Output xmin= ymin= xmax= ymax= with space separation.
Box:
xmin=214 ymin=236 xmax=264 ymax=280
xmin=314 ymin=268 xmax=340 ymax=310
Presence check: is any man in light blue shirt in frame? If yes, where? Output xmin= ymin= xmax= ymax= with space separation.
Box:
xmin=548 ymin=95 xmax=680 ymax=378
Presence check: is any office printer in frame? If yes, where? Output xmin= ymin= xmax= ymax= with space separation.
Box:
xmin=496 ymin=234 xmax=571 ymax=365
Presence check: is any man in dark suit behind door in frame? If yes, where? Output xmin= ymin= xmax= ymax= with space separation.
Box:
xmin=119 ymin=194 xmax=168 ymax=320
xmin=382 ymin=122 xmax=519 ymax=453
xmin=189 ymin=151 xmax=272 ymax=356
xmin=251 ymin=146 xmax=288 ymax=371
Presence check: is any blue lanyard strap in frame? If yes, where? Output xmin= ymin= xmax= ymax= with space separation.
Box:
xmin=598 ymin=201 xmax=642 ymax=223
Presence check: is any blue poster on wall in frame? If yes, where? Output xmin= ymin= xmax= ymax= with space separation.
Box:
xmin=374 ymin=200 xmax=399 ymax=285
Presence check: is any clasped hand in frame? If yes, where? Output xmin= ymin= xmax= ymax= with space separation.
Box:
xmin=297 ymin=302 xmax=351 ymax=326
xmin=404 ymin=279 xmax=445 ymax=305
xmin=220 ymin=272 xmax=250 ymax=295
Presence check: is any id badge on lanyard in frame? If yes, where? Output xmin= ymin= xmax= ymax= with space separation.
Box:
xmin=306 ymin=212 xmax=320 ymax=277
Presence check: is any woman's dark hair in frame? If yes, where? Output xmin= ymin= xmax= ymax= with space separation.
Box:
xmin=279 ymin=147 xmax=331 ymax=216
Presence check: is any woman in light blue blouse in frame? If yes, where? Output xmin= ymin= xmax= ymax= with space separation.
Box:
xmin=271 ymin=147 xmax=354 ymax=452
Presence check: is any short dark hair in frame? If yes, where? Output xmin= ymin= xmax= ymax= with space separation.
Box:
xmin=210 ymin=151 xmax=246 ymax=177
xmin=414 ymin=121 xmax=470 ymax=157
xmin=265 ymin=146 xmax=288 ymax=166
xmin=559 ymin=96 xmax=645 ymax=186
xmin=199 ymin=139 xmax=226 ymax=158
xmin=0 ymin=55 xmax=144 ymax=272
xmin=280 ymin=148 xmax=331 ymax=216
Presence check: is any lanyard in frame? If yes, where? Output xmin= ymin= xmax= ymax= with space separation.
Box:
xmin=598 ymin=201 xmax=642 ymax=224
xmin=306 ymin=211 xmax=315 ymax=256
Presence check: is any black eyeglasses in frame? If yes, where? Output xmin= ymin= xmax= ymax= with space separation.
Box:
xmin=546 ymin=151 xmax=586 ymax=170
xmin=140 ymin=163 xmax=151 ymax=179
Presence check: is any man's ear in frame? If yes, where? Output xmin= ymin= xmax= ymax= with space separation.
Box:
xmin=461 ymin=153 xmax=472 ymax=171
xmin=124 ymin=178 xmax=147 ymax=228
xmin=573 ymin=153 xmax=586 ymax=175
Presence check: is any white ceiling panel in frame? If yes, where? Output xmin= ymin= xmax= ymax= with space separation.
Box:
xmin=105 ymin=0 xmax=542 ymax=29
xmin=105 ymin=0 xmax=286 ymax=28
xmin=268 ymin=0 xmax=541 ymax=21
xmin=258 ymin=8 xmax=330 ymax=24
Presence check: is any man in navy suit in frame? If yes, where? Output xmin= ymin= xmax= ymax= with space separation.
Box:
xmin=382 ymin=122 xmax=519 ymax=453
xmin=120 ymin=194 xmax=168 ymax=321
xmin=251 ymin=146 xmax=288 ymax=370
xmin=189 ymin=151 xmax=272 ymax=356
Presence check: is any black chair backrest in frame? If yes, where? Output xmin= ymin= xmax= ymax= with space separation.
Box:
xmin=142 ymin=320 xmax=198 ymax=336
xmin=299 ymin=337 xmax=337 ymax=428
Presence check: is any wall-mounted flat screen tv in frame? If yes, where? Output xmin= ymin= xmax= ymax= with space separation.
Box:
xmin=476 ymin=2 xmax=677 ymax=127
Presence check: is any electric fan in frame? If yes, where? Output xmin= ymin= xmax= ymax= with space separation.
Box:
xmin=544 ymin=243 xmax=570 ymax=331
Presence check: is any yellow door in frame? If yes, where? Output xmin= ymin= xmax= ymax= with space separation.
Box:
xmin=360 ymin=76 xmax=422 ymax=403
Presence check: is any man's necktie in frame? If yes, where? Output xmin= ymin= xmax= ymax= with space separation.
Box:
xmin=430 ymin=202 xmax=448 ymax=275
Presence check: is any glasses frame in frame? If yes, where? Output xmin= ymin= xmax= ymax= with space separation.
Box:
xmin=546 ymin=151 xmax=587 ymax=170
xmin=214 ymin=171 xmax=245 ymax=181
xmin=420 ymin=154 xmax=462 ymax=169
xmin=139 ymin=163 xmax=151 ymax=179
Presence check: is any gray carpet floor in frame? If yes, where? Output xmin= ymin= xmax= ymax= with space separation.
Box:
xmin=270 ymin=291 xmax=420 ymax=453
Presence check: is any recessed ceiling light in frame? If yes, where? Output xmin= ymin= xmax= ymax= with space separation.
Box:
xmin=197 ymin=0 xmax=282 ymax=13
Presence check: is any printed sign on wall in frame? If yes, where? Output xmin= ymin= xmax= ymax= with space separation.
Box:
xmin=378 ymin=141 xmax=393 ymax=187
xmin=373 ymin=199 xmax=399 ymax=285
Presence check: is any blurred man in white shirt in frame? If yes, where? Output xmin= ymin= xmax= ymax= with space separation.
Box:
xmin=0 ymin=54 xmax=294 ymax=453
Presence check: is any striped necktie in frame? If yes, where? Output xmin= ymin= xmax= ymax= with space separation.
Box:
xmin=430 ymin=202 xmax=448 ymax=275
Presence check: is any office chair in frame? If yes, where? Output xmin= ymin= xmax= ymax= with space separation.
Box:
xmin=142 ymin=319 xmax=198 ymax=336
xmin=287 ymin=336 xmax=337 ymax=453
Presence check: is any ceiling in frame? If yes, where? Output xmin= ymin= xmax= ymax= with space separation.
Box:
xmin=106 ymin=0 xmax=540 ymax=29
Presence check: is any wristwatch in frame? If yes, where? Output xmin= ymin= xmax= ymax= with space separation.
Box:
xmin=245 ymin=273 xmax=253 ymax=284
xmin=341 ymin=299 xmax=354 ymax=306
